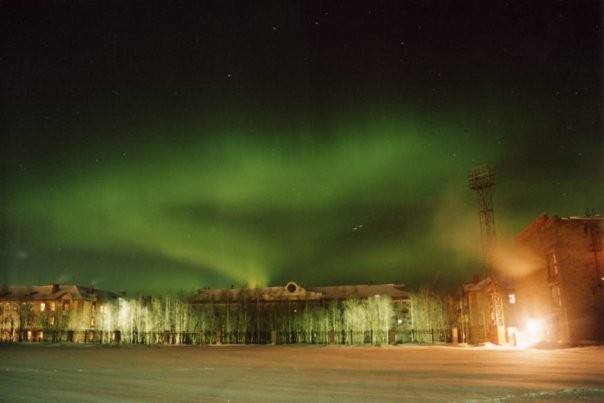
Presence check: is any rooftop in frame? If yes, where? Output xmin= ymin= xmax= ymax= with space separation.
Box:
xmin=191 ymin=281 xmax=409 ymax=303
xmin=0 ymin=284 xmax=119 ymax=301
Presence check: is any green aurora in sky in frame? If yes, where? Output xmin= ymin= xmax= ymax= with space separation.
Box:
xmin=1 ymin=2 xmax=602 ymax=293
xmin=3 ymin=112 xmax=601 ymax=293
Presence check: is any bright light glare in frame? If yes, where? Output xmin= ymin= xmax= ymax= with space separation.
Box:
xmin=527 ymin=319 xmax=543 ymax=345
xmin=514 ymin=319 xmax=545 ymax=348
xmin=526 ymin=319 xmax=541 ymax=334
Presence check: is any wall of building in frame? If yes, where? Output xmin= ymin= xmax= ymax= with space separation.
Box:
xmin=514 ymin=216 xmax=603 ymax=344
xmin=555 ymin=220 xmax=603 ymax=342
xmin=461 ymin=279 xmax=516 ymax=346
xmin=0 ymin=289 xmax=108 ymax=342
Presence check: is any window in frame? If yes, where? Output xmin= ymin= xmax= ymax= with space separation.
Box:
xmin=62 ymin=300 xmax=70 ymax=311
xmin=40 ymin=302 xmax=46 ymax=312
xmin=50 ymin=302 xmax=56 ymax=312
xmin=508 ymin=294 xmax=516 ymax=304
xmin=90 ymin=317 xmax=95 ymax=327
xmin=49 ymin=316 xmax=55 ymax=326
xmin=547 ymin=252 xmax=559 ymax=280
xmin=550 ymin=285 xmax=562 ymax=307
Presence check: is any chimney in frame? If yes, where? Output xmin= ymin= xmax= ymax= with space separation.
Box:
xmin=52 ymin=284 xmax=60 ymax=293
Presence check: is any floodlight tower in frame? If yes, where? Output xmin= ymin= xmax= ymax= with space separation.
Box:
xmin=468 ymin=164 xmax=497 ymax=277
xmin=468 ymin=164 xmax=505 ymax=344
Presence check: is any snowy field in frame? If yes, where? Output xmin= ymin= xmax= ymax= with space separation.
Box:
xmin=1 ymin=344 xmax=603 ymax=402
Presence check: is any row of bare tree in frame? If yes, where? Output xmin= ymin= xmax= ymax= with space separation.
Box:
xmin=1 ymin=286 xmax=457 ymax=345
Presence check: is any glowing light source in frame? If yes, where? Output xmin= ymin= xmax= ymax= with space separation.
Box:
xmin=513 ymin=318 xmax=545 ymax=348
xmin=527 ymin=319 xmax=543 ymax=344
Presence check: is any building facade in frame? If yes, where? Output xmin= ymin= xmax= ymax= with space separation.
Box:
xmin=0 ymin=284 xmax=119 ymax=343
xmin=0 ymin=281 xmax=457 ymax=346
xmin=190 ymin=281 xmax=412 ymax=345
xmin=514 ymin=214 xmax=604 ymax=344
xmin=460 ymin=276 xmax=516 ymax=345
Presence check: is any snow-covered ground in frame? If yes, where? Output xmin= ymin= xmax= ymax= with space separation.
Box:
xmin=1 ymin=343 xmax=603 ymax=402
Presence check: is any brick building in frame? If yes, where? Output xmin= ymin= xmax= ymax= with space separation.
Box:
xmin=460 ymin=275 xmax=516 ymax=345
xmin=514 ymin=214 xmax=604 ymax=344
xmin=191 ymin=281 xmax=410 ymax=305
xmin=0 ymin=284 xmax=119 ymax=342
xmin=190 ymin=281 xmax=412 ymax=345
xmin=1 ymin=281 xmax=413 ymax=345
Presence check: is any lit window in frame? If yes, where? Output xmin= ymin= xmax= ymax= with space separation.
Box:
xmin=62 ymin=300 xmax=70 ymax=311
xmin=49 ymin=316 xmax=55 ymax=326
xmin=100 ymin=305 xmax=105 ymax=313
xmin=50 ymin=302 xmax=56 ymax=312
xmin=40 ymin=302 xmax=46 ymax=312
xmin=90 ymin=317 xmax=95 ymax=327
xmin=508 ymin=294 xmax=516 ymax=304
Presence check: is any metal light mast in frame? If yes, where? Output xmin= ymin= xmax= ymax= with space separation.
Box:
xmin=468 ymin=164 xmax=496 ymax=277
xmin=468 ymin=164 xmax=505 ymax=344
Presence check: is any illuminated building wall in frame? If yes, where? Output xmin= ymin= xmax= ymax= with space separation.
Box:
xmin=460 ymin=276 xmax=515 ymax=345
xmin=1 ymin=282 xmax=415 ymax=345
xmin=191 ymin=281 xmax=412 ymax=345
xmin=514 ymin=214 xmax=604 ymax=344
xmin=0 ymin=284 xmax=119 ymax=342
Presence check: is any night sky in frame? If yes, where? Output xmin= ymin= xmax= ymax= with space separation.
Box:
xmin=1 ymin=1 xmax=602 ymax=294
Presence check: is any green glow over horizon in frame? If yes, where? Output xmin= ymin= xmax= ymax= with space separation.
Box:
xmin=4 ymin=117 xmax=496 ymax=289
xmin=6 ymin=112 xmax=600 ymax=294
